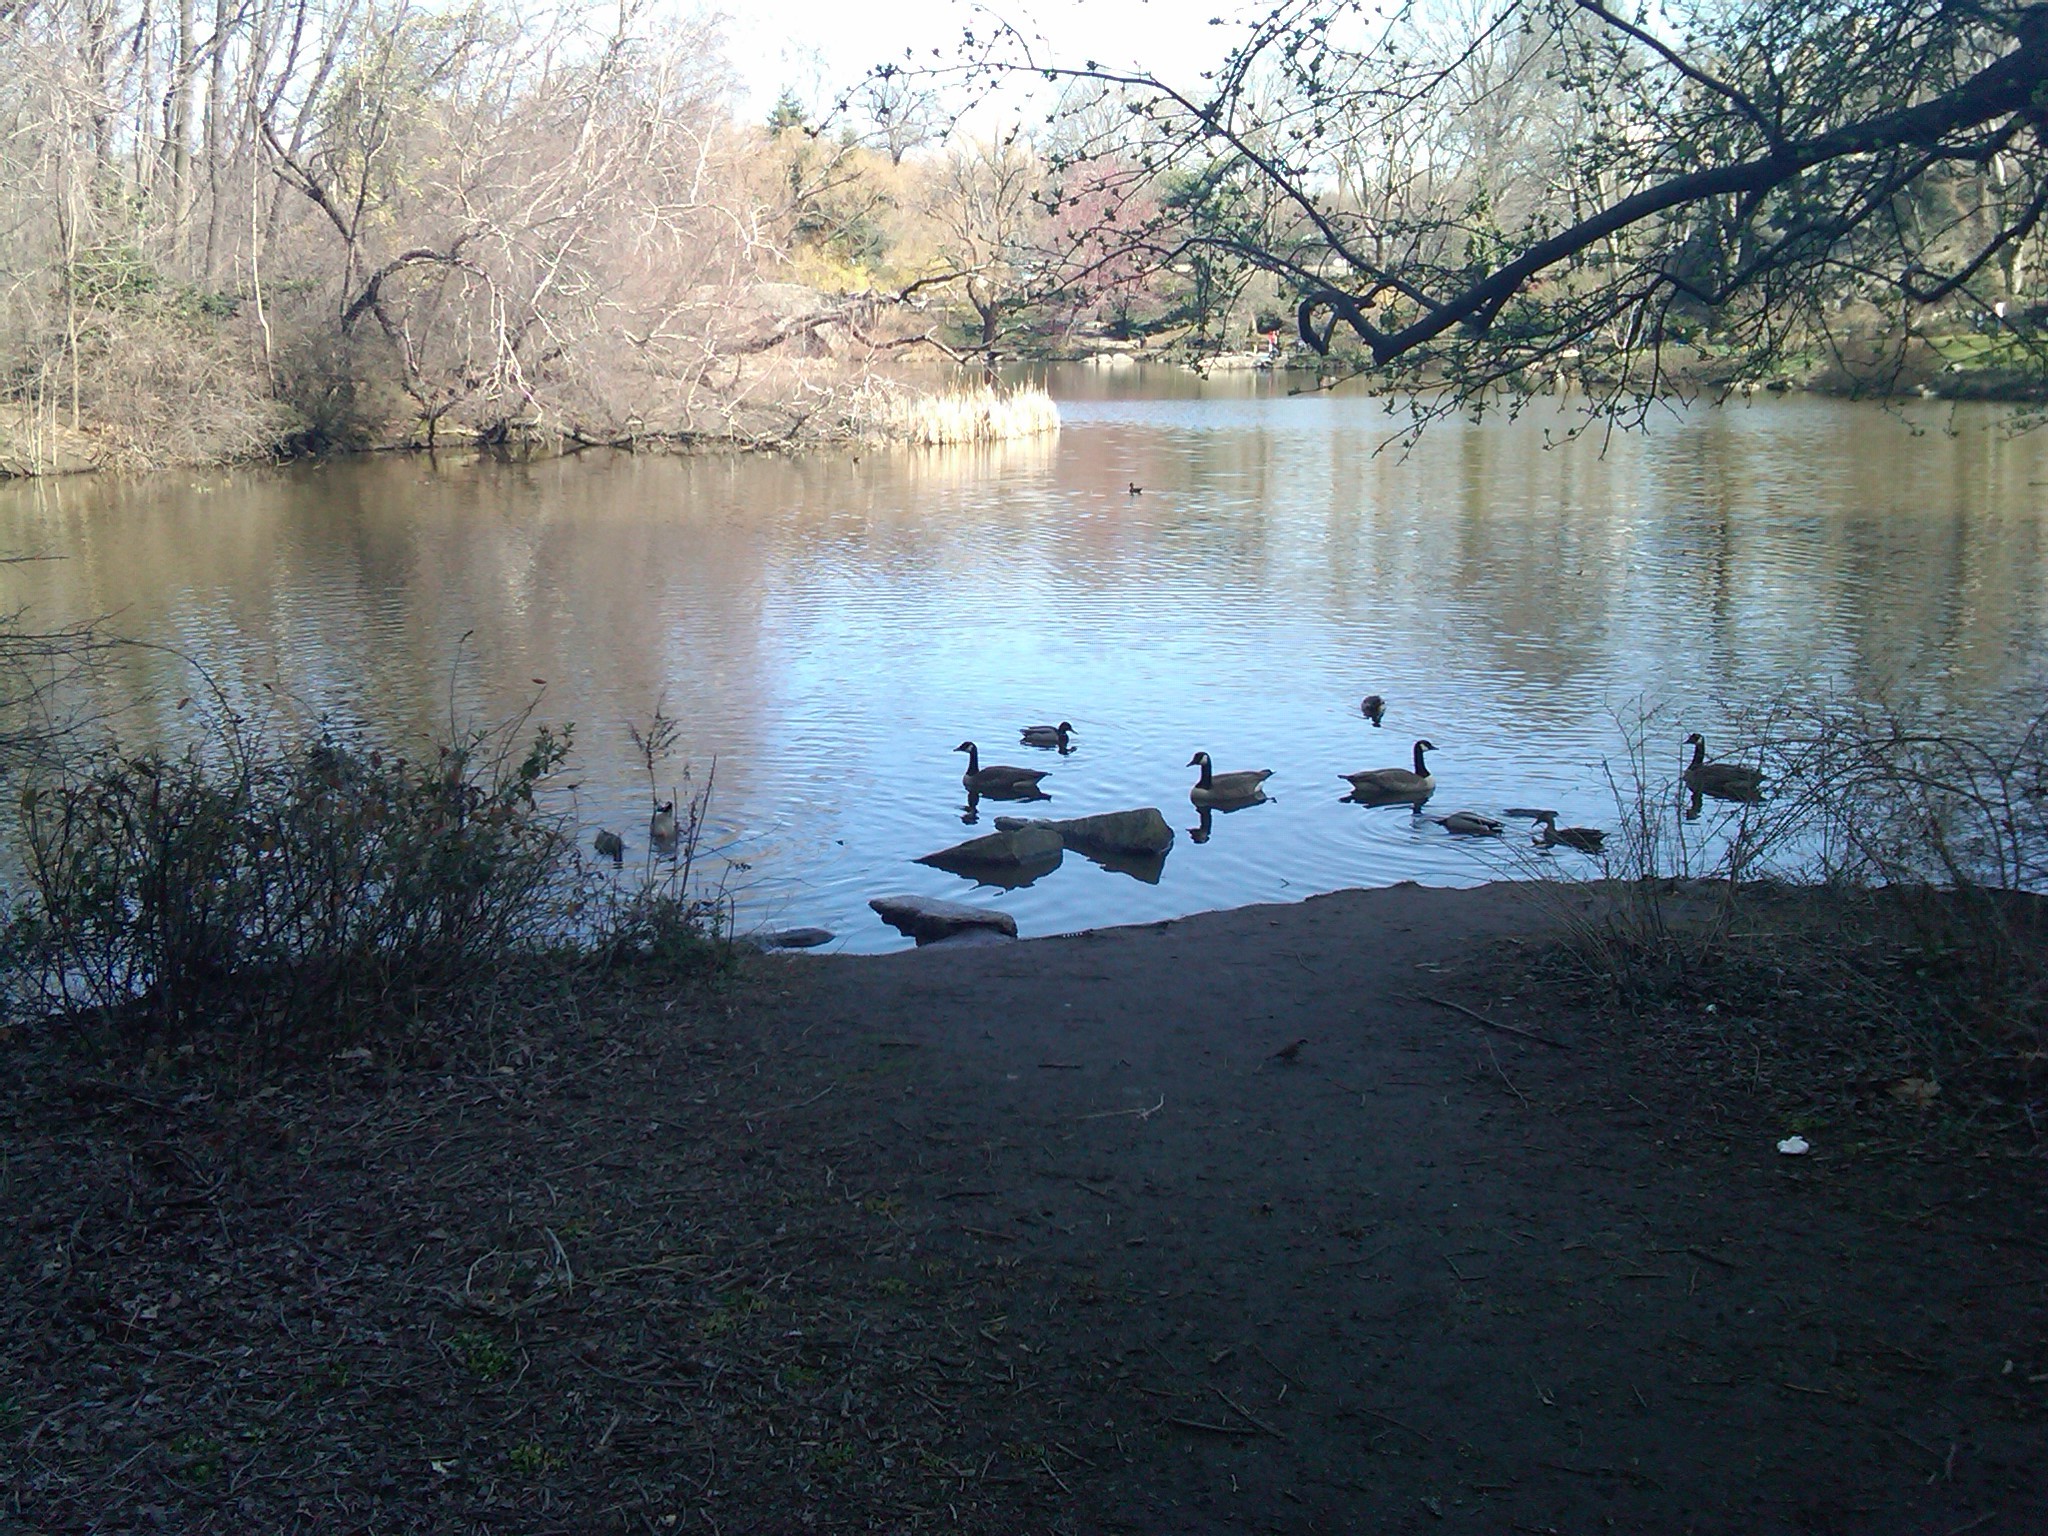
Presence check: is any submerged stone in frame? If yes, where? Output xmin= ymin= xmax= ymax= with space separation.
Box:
xmin=992 ymin=807 xmax=1175 ymax=856
xmin=916 ymin=824 xmax=1064 ymax=870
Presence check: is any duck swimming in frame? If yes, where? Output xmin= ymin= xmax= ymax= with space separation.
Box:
xmin=1434 ymin=810 xmax=1504 ymax=836
xmin=1020 ymin=721 xmax=1075 ymax=749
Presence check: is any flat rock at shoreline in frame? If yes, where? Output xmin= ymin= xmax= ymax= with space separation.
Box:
xmin=739 ymin=926 xmax=837 ymax=952
xmin=868 ymin=893 xmax=1019 ymax=945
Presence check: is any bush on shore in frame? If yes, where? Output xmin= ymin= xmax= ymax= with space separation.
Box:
xmin=1541 ymin=696 xmax=2046 ymax=1121
xmin=0 ymin=697 xmax=727 ymax=1046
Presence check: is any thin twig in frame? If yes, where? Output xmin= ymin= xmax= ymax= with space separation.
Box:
xmin=1409 ymin=993 xmax=1571 ymax=1050
xmin=1211 ymin=1386 xmax=1286 ymax=1439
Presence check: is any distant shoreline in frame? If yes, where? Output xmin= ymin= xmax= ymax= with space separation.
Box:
xmin=5 ymin=360 xmax=2042 ymax=482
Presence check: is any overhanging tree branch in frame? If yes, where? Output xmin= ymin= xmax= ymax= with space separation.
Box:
xmin=1297 ymin=13 xmax=2048 ymax=361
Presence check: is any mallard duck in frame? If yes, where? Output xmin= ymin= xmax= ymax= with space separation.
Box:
xmin=1341 ymin=739 xmax=1435 ymax=801
xmin=1188 ymin=751 xmax=1272 ymax=805
xmin=1360 ymin=694 xmax=1386 ymax=726
xmin=1682 ymin=732 xmax=1764 ymax=801
xmin=1434 ymin=810 xmax=1504 ymax=836
xmin=649 ymin=801 xmax=679 ymax=848
xmin=593 ymin=828 xmax=625 ymax=863
xmin=1020 ymin=721 xmax=1075 ymax=749
xmin=1529 ymin=810 xmax=1606 ymax=853
xmin=956 ymin=742 xmax=1049 ymax=797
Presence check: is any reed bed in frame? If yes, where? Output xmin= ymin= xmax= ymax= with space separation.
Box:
xmin=879 ymin=384 xmax=1060 ymax=445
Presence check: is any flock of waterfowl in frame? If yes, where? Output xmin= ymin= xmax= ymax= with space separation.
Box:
xmin=945 ymin=702 xmax=1769 ymax=858
xmin=589 ymin=704 xmax=1766 ymax=870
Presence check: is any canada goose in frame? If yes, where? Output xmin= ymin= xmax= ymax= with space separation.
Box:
xmin=1360 ymin=693 xmax=1386 ymax=727
xmin=1529 ymin=810 xmax=1606 ymax=853
xmin=649 ymin=801 xmax=679 ymax=848
xmin=1188 ymin=751 xmax=1272 ymax=805
xmin=956 ymin=742 xmax=1049 ymax=797
xmin=593 ymin=828 xmax=625 ymax=863
xmin=1682 ymin=732 xmax=1764 ymax=801
xmin=1020 ymin=721 xmax=1075 ymax=749
xmin=1434 ymin=810 xmax=1504 ymax=836
xmin=1341 ymin=739 xmax=1435 ymax=802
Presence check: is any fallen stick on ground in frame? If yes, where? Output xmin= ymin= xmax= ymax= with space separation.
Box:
xmin=1164 ymin=1415 xmax=1259 ymax=1437
xmin=1409 ymin=992 xmax=1571 ymax=1050
xmin=1076 ymin=1094 xmax=1165 ymax=1121
xmin=1211 ymin=1386 xmax=1286 ymax=1439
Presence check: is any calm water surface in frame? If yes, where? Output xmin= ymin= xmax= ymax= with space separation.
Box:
xmin=3 ymin=373 xmax=2045 ymax=950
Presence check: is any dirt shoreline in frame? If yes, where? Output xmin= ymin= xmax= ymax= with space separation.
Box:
xmin=4 ymin=882 xmax=2044 ymax=1532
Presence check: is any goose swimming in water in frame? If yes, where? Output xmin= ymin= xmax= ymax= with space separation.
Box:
xmin=1341 ymin=739 xmax=1435 ymax=803
xmin=956 ymin=742 xmax=1049 ymax=798
xmin=593 ymin=828 xmax=625 ymax=863
xmin=1682 ymin=732 xmax=1764 ymax=801
xmin=1360 ymin=694 xmax=1386 ymax=727
xmin=1187 ymin=751 xmax=1273 ymax=805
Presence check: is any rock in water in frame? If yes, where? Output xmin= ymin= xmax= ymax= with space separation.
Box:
xmin=915 ymin=824 xmax=1065 ymax=871
xmin=990 ymin=807 xmax=1174 ymax=857
xmin=869 ymin=894 xmax=1019 ymax=945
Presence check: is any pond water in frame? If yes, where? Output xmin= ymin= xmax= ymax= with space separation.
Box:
xmin=3 ymin=372 xmax=2045 ymax=950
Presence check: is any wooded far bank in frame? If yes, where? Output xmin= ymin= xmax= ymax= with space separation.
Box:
xmin=3 ymin=0 xmax=2045 ymax=475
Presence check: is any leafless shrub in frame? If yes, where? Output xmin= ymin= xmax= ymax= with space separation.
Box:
xmin=0 ymin=610 xmax=110 ymax=777
xmin=1534 ymin=693 xmax=2046 ymax=1112
xmin=0 ymin=678 xmax=729 ymax=1046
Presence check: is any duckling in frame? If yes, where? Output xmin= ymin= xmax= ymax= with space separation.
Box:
xmin=1127 ymin=481 xmax=1143 ymax=495
xmin=1682 ymin=732 xmax=1764 ymax=801
xmin=1188 ymin=751 xmax=1273 ymax=805
xmin=1020 ymin=721 xmax=1075 ymax=749
xmin=1434 ymin=810 xmax=1504 ymax=836
xmin=649 ymin=801 xmax=679 ymax=849
xmin=1360 ymin=693 xmax=1386 ymax=727
xmin=1341 ymin=739 xmax=1435 ymax=802
xmin=593 ymin=828 xmax=625 ymax=863
xmin=1529 ymin=810 xmax=1606 ymax=853
xmin=956 ymin=742 xmax=1049 ymax=798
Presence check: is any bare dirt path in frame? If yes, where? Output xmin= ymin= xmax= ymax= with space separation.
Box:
xmin=4 ymin=883 xmax=2043 ymax=1533
xmin=751 ymin=884 xmax=2047 ymax=1533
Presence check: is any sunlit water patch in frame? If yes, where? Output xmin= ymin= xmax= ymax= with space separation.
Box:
xmin=3 ymin=376 xmax=2044 ymax=950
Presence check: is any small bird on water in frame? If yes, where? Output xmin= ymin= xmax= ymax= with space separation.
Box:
xmin=1270 ymin=1038 xmax=1308 ymax=1063
xmin=593 ymin=829 xmax=625 ymax=863
xmin=1127 ymin=482 xmax=1143 ymax=495
xmin=650 ymin=800 xmax=679 ymax=850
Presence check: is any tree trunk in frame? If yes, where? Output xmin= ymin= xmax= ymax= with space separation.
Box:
xmin=201 ymin=0 xmax=232 ymax=281
xmin=165 ymin=0 xmax=197 ymax=254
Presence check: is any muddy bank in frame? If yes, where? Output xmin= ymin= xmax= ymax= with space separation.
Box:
xmin=3 ymin=883 xmax=2043 ymax=1532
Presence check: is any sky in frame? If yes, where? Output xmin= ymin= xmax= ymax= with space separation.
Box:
xmin=718 ymin=0 xmax=1244 ymax=124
